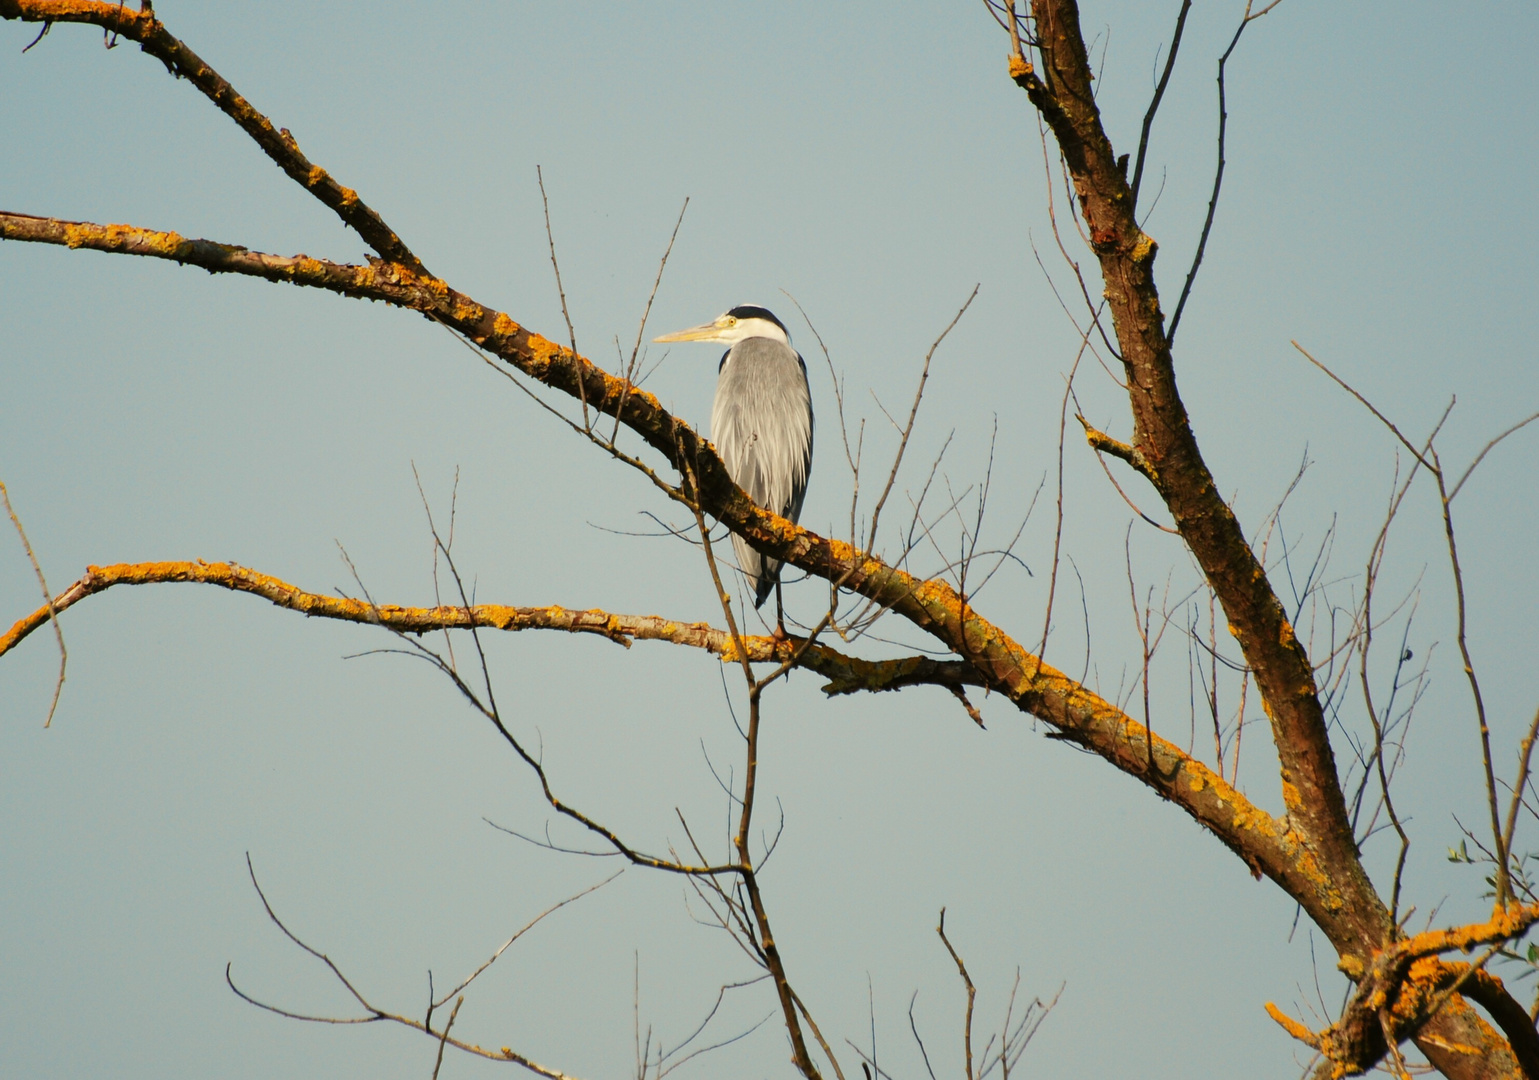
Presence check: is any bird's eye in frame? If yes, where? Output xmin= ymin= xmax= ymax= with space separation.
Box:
xmin=724 ymin=316 xmax=738 ymax=327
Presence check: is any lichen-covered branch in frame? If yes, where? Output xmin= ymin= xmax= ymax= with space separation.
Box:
xmin=1017 ymin=0 xmax=1375 ymax=950
xmin=1013 ymin=2 xmax=1530 ymax=1075
xmin=0 ymin=559 xmax=992 ymax=701
xmin=0 ymin=6 xmax=1466 ymax=1038
xmin=1266 ymin=900 xmax=1539 ymax=1079
xmin=0 ymin=554 xmax=1353 ymax=948
xmin=0 ymin=213 xmax=1346 ymax=963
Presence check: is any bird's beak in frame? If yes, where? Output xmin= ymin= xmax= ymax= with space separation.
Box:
xmin=653 ymin=318 xmax=727 ymax=344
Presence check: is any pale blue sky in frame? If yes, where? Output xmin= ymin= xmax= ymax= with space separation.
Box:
xmin=3 ymin=4 xmax=1537 ymax=1078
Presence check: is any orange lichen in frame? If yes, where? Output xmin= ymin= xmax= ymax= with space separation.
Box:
xmin=1281 ymin=779 xmax=1302 ymax=811
xmin=1265 ymin=1002 xmax=1319 ymax=1046
xmin=338 ymin=186 xmax=359 ymax=208
xmin=450 ymin=301 xmax=482 ymax=326
xmin=1230 ymin=802 xmax=1274 ymax=834
xmin=305 ymin=165 xmax=327 ymax=187
xmin=291 ymin=257 xmax=327 ymax=279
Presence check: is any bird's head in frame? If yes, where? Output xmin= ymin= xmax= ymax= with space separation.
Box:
xmin=654 ymin=304 xmax=789 ymax=346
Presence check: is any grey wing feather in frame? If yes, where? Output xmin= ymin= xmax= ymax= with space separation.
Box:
xmin=710 ymin=337 xmax=814 ymax=608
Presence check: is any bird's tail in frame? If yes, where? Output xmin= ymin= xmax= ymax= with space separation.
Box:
xmin=753 ymin=562 xmax=777 ymax=609
xmin=732 ymin=534 xmax=778 ymax=609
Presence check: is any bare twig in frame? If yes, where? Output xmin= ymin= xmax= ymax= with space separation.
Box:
xmin=1433 ymin=453 xmax=1507 ymax=905
xmin=613 ymin=197 xmax=690 ymax=444
xmin=1129 ymin=0 xmax=1192 ymax=209
xmin=0 ymin=479 xmax=65 ymax=725
xmin=1502 ymin=704 xmax=1539 ymax=888
xmin=431 ymin=996 xmax=463 ymax=1080
xmin=230 ymin=855 xmax=584 ymax=1080
xmin=867 ymin=286 xmax=978 ymax=553
xmin=1449 ymin=409 xmax=1539 ymax=502
xmin=937 ymin=909 xmax=977 ymax=1080
xmin=537 ymin=165 xmax=585 ymax=425
xmin=1168 ymin=1 xmax=1285 ymax=344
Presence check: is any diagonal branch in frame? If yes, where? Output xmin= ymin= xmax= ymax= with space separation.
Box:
xmin=0 ymin=0 xmax=426 ymax=274
xmin=1268 ymin=901 xmax=1539 ymax=1080
xmin=1128 ymin=0 xmax=1192 ymax=210
xmin=1013 ymin=0 xmax=1378 ymax=951
xmin=0 ymin=22 xmax=1402 ymax=979
xmin=0 ymin=559 xmax=991 ymax=700
xmin=1010 ymin=5 xmax=1535 ymax=1075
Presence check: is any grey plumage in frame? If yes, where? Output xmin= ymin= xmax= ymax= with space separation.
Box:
xmin=710 ymin=335 xmax=814 ymax=607
xmin=654 ymin=305 xmax=815 ymax=615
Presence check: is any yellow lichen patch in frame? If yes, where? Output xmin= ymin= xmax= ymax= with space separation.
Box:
xmin=908 ymin=576 xmax=961 ymax=613
xmin=1289 ymin=846 xmax=1343 ymax=908
xmin=1230 ymin=802 xmax=1275 ymax=834
xmin=1279 ymin=618 xmax=1295 ymax=644
xmin=491 ymin=312 xmax=520 ymax=338
xmin=63 ymin=223 xmax=92 ymax=249
xmin=291 ymin=257 xmax=327 ymax=280
xmin=1281 ymin=779 xmax=1302 ymax=812
xmin=629 ymin=387 xmax=662 ymax=410
xmin=1264 ymin=1002 xmax=1319 ymax=1046
xmin=1131 ymin=233 xmax=1157 ymax=263
xmin=1007 ymin=54 xmax=1033 ymax=79
xmin=338 ymin=186 xmax=359 ymax=208
xmin=1183 ymin=761 xmax=1225 ymax=795
xmin=449 ymin=297 xmax=483 ymax=324
xmin=138 ymin=228 xmax=189 ymax=257
xmin=306 ymin=165 xmax=328 ymax=187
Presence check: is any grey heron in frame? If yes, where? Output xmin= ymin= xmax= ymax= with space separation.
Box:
xmin=655 ymin=304 xmax=813 ymax=637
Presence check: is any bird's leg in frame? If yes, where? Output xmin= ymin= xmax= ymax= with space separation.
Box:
xmin=772 ymin=580 xmax=789 ymax=642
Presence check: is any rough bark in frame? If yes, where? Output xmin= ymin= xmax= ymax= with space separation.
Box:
xmin=3 ymin=2 xmax=1535 ymax=1074
xmin=1014 ymin=2 xmax=1536 ymax=1075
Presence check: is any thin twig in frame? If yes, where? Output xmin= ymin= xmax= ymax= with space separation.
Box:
xmin=937 ymin=909 xmax=977 ymax=1080
xmin=1434 ymin=453 xmax=1507 ymax=905
xmin=1169 ymin=1 xmax=1284 ymax=344
xmin=1502 ymin=704 xmax=1539 ymax=888
xmin=867 ymin=286 xmax=978 ymax=553
xmin=613 ymin=197 xmax=690 ymax=445
xmin=537 ymin=164 xmax=585 ymax=426
xmin=1 ymin=480 xmax=65 ymax=726
xmin=1129 ymin=0 xmax=1192 ymax=209
xmin=430 ymin=996 xmax=463 ymax=1080
xmin=1450 ymin=409 xmax=1539 ymax=502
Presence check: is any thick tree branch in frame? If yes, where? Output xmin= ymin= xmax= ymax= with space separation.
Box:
xmin=1012 ymin=5 xmax=1534 ymax=1075
xmin=4 ymin=17 xmax=1515 ymax=1063
xmin=1016 ymin=0 xmax=1377 ymax=951
xmin=1267 ymin=900 xmax=1539 ymax=1080
xmin=0 ymin=559 xmax=994 ymax=702
xmin=0 ymin=206 xmax=1368 ymax=967
xmin=0 ymin=556 xmax=1355 ymax=951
